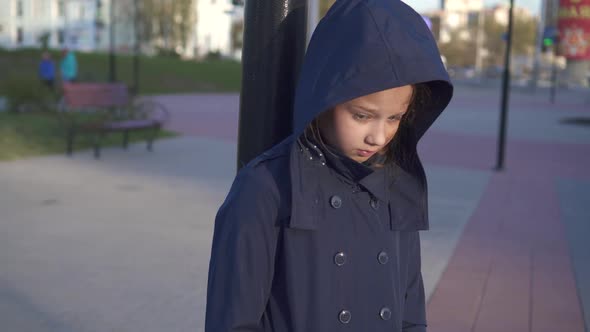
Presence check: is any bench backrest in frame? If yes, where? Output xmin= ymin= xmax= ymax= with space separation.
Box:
xmin=62 ymin=83 xmax=130 ymax=109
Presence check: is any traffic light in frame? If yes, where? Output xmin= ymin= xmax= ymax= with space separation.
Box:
xmin=542 ymin=37 xmax=553 ymax=52
xmin=542 ymin=26 xmax=557 ymax=53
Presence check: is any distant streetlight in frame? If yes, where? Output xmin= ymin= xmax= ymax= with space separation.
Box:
xmin=109 ymin=0 xmax=116 ymax=82
xmin=132 ymin=0 xmax=140 ymax=94
xmin=495 ymin=0 xmax=515 ymax=171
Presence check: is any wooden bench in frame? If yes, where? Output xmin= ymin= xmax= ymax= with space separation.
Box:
xmin=59 ymin=83 xmax=170 ymax=158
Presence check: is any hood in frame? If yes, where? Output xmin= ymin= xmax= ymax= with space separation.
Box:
xmin=293 ymin=0 xmax=453 ymax=141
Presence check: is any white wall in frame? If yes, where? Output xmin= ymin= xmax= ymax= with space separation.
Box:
xmin=195 ymin=0 xmax=234 ymax=58
xmin=443 ymin=0 xmax=483 ymax=12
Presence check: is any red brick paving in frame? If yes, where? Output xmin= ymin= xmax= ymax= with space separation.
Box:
xmin=424 ymin=129 xmax=588 ymax=331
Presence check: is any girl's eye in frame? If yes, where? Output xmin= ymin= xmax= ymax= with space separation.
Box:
xmin=353 ymin=113 xmax=370 ymax=121
xmin=389 ymin=114 xmax=404 ymax=121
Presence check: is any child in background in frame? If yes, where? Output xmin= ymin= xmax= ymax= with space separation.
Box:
xmin=60 ymin=48 xmax=78 ymax=82
xmin=38 ymin=52 xmax=55 ymax=90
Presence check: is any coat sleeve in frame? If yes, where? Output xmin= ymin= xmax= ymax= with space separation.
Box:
xmin=402 ymin=231 xmax=427 ymax=332
xmin=205 ymin=165 xmax=280 ymax=332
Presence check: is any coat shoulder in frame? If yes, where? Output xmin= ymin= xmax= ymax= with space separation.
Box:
xmin=246 ymin=136 xmax=293 ymax=168
xmin=238 ymin=137 xmax=293 ymax=223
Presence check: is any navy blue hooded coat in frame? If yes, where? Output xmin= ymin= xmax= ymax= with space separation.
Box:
xmin=205 ymin=1 xmax=453 ymax=331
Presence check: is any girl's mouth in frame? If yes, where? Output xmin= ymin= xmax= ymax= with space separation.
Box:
xmin=357 ymin=149 xmax=376 ymax=157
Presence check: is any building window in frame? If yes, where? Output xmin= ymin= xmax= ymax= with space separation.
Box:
xmin=58 ymin=29 xmax=65 ymax=44
xmin=17 ymin=0 xmax=24 ymax=16
xmin=17 ymin=27 xmax=24 ymax=44
xmin=58 ymin=0 xmax=65 ymax=17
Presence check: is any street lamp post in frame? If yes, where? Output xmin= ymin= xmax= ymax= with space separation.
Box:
xmin=132 ymin=0 xmax=140 ymax=94
xmin=109 ymin=0 xmax=116 ymax=82
xmin=236 ymin=0 xmax=308 ymax=170
xmin=495 ymin=0 xmax=515 ymax=171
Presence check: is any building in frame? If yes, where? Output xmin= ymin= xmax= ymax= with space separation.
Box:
xmin=426 ymin=0 xmax=484 ymax=43
xmin=0 ymin=0 xmax=135 ymax=51
xmin=0 ymin=0 xmax=240 ymax=59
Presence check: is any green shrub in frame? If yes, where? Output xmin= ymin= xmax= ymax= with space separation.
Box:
xmin=205 ymin=50 xmax=222 ymax=61
xmin=2 ymin=76 xmax=56 ymax=113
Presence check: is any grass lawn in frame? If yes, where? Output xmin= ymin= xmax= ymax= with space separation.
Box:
xmin=0 ymin=48 xmax=239 ymax=161
xmin=0 ymin=48 xmax=242 ymax=95
xmin=0 ymin=111 xmax=176 ymax=161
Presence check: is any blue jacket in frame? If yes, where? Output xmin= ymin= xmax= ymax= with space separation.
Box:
xmin=205 ymin=1 xmax=453 ymax=331
xmin=38 ymin=59 xmax=55 ymax=80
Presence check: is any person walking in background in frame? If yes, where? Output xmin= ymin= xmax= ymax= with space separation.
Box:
xmin=60 ymin=48 xmax=78 ymax=83
xmin=38 ymin=51 xmax=55 ymax=90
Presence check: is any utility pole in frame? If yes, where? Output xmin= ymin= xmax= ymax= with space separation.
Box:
xmin=475 ymin=9 xmax=485 ymax=79
xmin=530 ymin=0 xmax=548 ymax=92
xmin=495 ymin=0 xmax=515 ymax=171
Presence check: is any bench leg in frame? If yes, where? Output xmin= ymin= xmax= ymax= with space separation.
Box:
xmin=66 ymin=128 xmax=75 ymax=156
xmin=123 ymin=130 xmax=129 ymax=150
xmin=93 ymin=132 xmax=104 ymax=159
xmin=147 ymin=125 xmax=160 ymax=152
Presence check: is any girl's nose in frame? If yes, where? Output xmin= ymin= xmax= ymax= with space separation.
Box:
xmin=366 ymin=122 xmax=387 ymax=147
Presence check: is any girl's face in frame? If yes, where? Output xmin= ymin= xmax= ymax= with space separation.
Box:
xmin=318 ymin=85 xmax=414 ymax=163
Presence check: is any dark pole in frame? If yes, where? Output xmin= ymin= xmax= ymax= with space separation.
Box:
xmin=109 ymin=0 xmax=116 ymax=82
xmin=550 ymin=51 xmax=558 ymax=103
xmin=236 ymin=0 xmax=308 ymax=170
xmin=495 ymin=0 xmax=515 ymax=171
xmin=132 ymin=0 xmax=140 ymax=94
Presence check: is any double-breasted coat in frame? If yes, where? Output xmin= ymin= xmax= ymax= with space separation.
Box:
xmin=205 ymin=0 xmax=453 ymax=331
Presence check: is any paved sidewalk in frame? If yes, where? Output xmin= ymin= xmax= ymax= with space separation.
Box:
xmin=0 ymin=85 xmax=588 ymax=331
xmin=422 ymin=85 xmax=590 ymax=332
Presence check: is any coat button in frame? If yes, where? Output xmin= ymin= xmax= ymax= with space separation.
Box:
xmin=330 ymin=195 xmax=342 ymax=209
xmin=380 ymin=307 xmax=392 ymax=320
xmin=370 ymin=197 xmax=379 ymax=210
xmin=377 ymin=251 xmax=389 ymax=265
xmin=334 ymin=252 xmax=347 ymax=266
xmin=338 ymin=310 xmax=351 ymax=324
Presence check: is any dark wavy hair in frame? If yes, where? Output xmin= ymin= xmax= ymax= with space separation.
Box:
xmin=304 ymin=83 xmax=431 ymax=171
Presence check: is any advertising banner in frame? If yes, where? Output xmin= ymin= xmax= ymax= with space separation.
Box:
xmin=558 ymin=0 xmax=590 ymax=59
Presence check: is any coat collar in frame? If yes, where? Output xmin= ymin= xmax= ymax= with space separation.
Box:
xmin=288 ymin=137 xmax=428 ymax=231
xmin=299 ymin=134 xmax=389 ymax=202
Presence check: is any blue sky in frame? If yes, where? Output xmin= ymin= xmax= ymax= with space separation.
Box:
xmin=403 ymin=0 xmax=541 ymax=15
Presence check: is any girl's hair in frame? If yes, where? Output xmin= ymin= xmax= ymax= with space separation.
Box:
xmin=304 ymin=83 xmax=432 ymax=170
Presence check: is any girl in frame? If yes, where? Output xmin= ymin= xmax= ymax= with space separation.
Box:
xmin=205 ymin=0 xmax=453 ymax=331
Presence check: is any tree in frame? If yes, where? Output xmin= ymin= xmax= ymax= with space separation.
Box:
xmin=137 ymin=0 xmax=196 ymax=54
xmin=231 ymin=20 xmax=244 ymax=52
xmin=38 ymin=31 xmax=51 ymax=50
xmin=439 ymin=29 xmax=478 ymax=67
xmin=483 ymin=11 xmax=537 ymax=66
